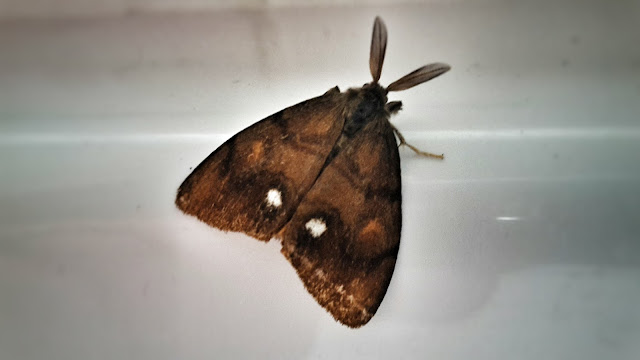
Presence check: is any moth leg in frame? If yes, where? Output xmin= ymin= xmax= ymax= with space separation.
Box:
xmin=391 ymin=125 xmax=444 ymax=160
xmin=385 ymin=101 xmax=402 ymax=115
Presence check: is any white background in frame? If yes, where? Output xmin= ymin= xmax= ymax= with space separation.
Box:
xmin=1 ymin=0 xmax=640 ymax=359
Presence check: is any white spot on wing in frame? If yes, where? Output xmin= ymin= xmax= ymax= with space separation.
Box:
xmin=305 ymin=218 xmax=327 ymax=238
xmin=265 ymin=189 xmax=282 ymax=208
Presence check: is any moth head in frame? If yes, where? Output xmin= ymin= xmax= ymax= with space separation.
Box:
xmin=369 ymin=16 xmax=451 ymax=93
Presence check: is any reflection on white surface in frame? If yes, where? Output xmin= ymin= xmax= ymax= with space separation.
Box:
xmin=1 ymin=1 xmax=640 ymax=360
xmin=0 ymin=133 xmax=224 ymax=144
xmin=495 ymin=216 xmax=521 ymax=221
xmin=3 ymin=126 xmax=640 ymax=144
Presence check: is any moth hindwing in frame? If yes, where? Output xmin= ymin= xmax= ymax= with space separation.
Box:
xmin=176 ymin=16 xmax=450 ymax=328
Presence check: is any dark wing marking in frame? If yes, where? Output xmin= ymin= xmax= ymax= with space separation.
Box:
xmin=176 ymin=87 xmax=345 ymax=241
xmin=278 ymin=117 xmax=401 ymax=327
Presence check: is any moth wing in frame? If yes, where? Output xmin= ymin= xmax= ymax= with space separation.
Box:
xmin=176 ymin=87 xmax=345 ymax=241
xmin=278 ymin=118 xmax=401 ymax=328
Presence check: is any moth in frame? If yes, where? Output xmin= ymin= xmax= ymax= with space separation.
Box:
xmin=176 ymin=17 xmax=449 ymax=328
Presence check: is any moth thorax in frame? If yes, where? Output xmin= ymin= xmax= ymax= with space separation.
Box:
xmin=343 ymin=83 xmax=388 ymax=136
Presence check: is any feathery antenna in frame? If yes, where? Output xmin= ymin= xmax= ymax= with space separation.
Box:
xmin=369 ymin=17 xmax=388 ymax=83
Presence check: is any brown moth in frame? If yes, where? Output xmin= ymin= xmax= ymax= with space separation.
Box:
xmin=176 ymin=17 xmax=449 ymax=328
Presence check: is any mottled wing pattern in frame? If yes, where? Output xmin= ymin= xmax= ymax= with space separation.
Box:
xmin=278 ymin=118 xmax=401 ymax=327
xmin=176 ymin=87 xmax=345 ymax=241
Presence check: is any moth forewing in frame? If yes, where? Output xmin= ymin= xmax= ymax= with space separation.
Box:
xmin=175 ymin=90 xmax=346 ymax=241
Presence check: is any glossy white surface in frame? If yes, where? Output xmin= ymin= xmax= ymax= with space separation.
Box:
xmin=2 ymin=1 xmax=640 ymax=359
